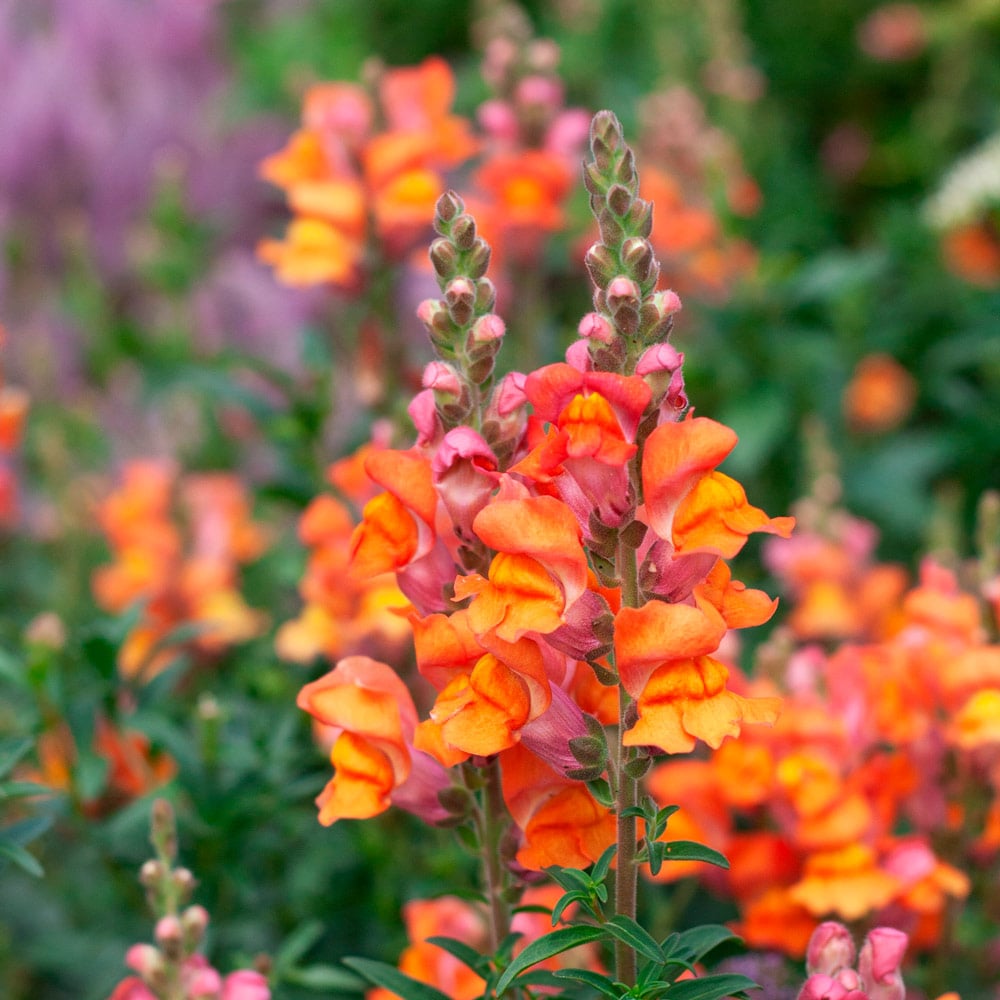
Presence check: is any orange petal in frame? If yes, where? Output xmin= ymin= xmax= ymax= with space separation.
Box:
xmin=430 ymin=656 xmax=531 ymax=756
xmin=673 ymin=471 xmax=795 ymax=558
xmin=316 ymin=732 xmax=396 ymax=824
xmin=642 ymin=417 xmax=737 ymax=542
xmin=614 ymin=599 xmax=727 ymax=698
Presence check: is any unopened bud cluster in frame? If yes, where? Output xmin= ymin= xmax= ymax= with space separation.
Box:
xmin=797 ymin=922 xmax=909 ymax=1000
xmin=115 ymin=799 xmax=271 ymax=1000
xmin=419 ymin=192 xmax=506 ymax=427
xmin=581 ymin=111 xmax=681 ymax=372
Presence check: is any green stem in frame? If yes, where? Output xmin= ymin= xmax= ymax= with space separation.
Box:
xmin=614 ymin=541 xmax=641 ymax=986
xmin=480 ymin=756 xmax=512 ymax=953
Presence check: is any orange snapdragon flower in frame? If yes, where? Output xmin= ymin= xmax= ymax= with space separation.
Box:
xmin=298 ymin=656 xmax=450 ymax=825
xmin=260 ymin=57 xmax=476 ymax=289
xmin=501 ymin=743 xmax=615 ymax=870
xmin=92 ymin=463 xmax=267 ymax=680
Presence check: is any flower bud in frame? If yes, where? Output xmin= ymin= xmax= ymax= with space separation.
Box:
xmin=614 ymin=147 xmax=637 ymax=187
xmin=444 ymin=277 xmax=476 ymax=327
xmin=607 ymin=183 xmax=633 ymax=217
xmin=639 ymin=288 xmax=682 ymax=342
xmin=154 ymin=915 xmax=185 ymax=960
xmin=182 ymin=905 xmax=210 ymax=950
xmin=470 ymin=314 xmax=505 ymax=343
xmin=578 ymin=312 xmax=615 ymax=344
xmin=627 ymin=198 xmax=653 ymax=238
xmin=585 ymin=243 xmax=617 ymax=288
xmin=221 ymin=969 xmax=272 ymax=1000
xmin=796 ymin=973 xmax=866 ymax=1000
xmin=423 ymin=361 xmax=463 ymax=398
xmin=465 ymin=239 xmax=491 ymax=279
xmin=429 ymin=237 xmax=458 ymax=279
xmin=435 ymin=190 xmax=463 ymax=227
xmin=607 ymin=275 xmax=641 ymax=306
xmin=450 ymin=213 xmax=477 ymax=250
xmin=150 ymin=798 xmax=177 ymax=863
xmin=858 ymin=928 xmax=908 ymax=1000
xmin=621 ymin=237 xmax=657 ymax=283
xmin=806 ymin=921 xmax=856 ymax=976
xmin=597 ymin=207 xmax=626 ymax=247
xmin=126 ymin=943 xmax=165 ymax=981
xmin=139 ymin=859 xmax=166 ymax=889
xmin=417 ymin=297 xmax=451 ymax=337
xmin=474 ymin=277 xmax=496 ymax=312
xmin=172 ymin=866 xmax=197 ymax=902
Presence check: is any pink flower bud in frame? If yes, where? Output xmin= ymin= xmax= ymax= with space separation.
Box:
xmin=125 ymin=944 xmax=163 ymax=980
xmin=184 ymin=955 xmax=223 ymax=998
xmin=806 ymin=921 xmax=857 ymax=976
xmin=471 ymin=314 xmax=505 ymax=343
xmin=545 ymin=109 xmax=591 ymax=159
xmin=154 ymin=915 xmax=184 ymax=956
xmin=221 ymin=970 xmax=271 ymax=1000
xmin=578 ymin=312 xmax=615 ymax=344
xmin=606 ymin=275 xmax=640 ymax=303
xmin=515 ymin=74 xmax=563 ymax=112
xmin=858 ymin=928 xmax=908 ymax=1000
xmin=796 ymin=973 xmax=867 ymax=1000
xmin=182 ymin=905 xmax=210 ymax=949
xmin=422 ymin=362 xmax=463 ymax=398
xmin=477 ymin=99 xmax=520 ymax=142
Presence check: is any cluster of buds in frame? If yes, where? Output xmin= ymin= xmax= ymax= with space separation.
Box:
xmin=108 ymin=800 xmax=270 ymax=1000
xmin=582 ymin=112 xmax=683 ymax=372
xmin=797 ymin=922 xmax=908 ymax=1000
xmin=419 ymin=193 xmax=506 ymax=425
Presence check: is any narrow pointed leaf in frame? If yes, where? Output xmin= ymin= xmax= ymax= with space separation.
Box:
xmin=592 ymin=843 xmax=617 ymax=882
xmin=0 ymin=738 xmax=33 ymax=779
xmin=664 ymin=973 xmax=760 ymax=1000
xmin=495 ymin=925 xmax=605 ymax=995
xmin=0 ymin=840 xmax=44 ymax=877
xmin=553 ymin=968 xmax=623 ymax=998
xmin=654 ymin=841 xmax=729 ymax=869
xmin=343 ymin=958 xmax=454 ymax=1000
xmin=605 ymin=915 xmax=665 ymax=964
xmin=673 ymin=925 xmax=742 ymax=962
xmin=425 ymin=936 xmax=490 ymax=975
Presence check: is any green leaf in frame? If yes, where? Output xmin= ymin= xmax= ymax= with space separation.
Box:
xmin=592 ymin=844 xmax=617 ymax=882
xmin=0 ymin=780 xmax=52 ymax=801
xmin=551 ymin=889 xmax=589 ymax=927
xmin=343 ymin=958 xmax=453 ymax=1000
xmin=673 ymin=926 xmax=742 ymax=963
xmin=424 ymin=936 xmax=490 ymax=975
xmin=547 ymin=866 xmax=595 ymax=893
xmin=0 ymin=839 xmax=44 ymax=877
xmin=652 ymin=841 xmax=729 ymax=870
xmin=553 ymin=968 xmax=623 ymax=998
xmin=283 ymin=964 xmax=367 ymax=991
xmin=0 ymin=738 xmax=33 ymax=779
xmin=664 ymin=973 xmax=760 ymax=1000
xmin=587 ymin=778 xmax=613 ymax=809
xmin=273 ymin=920 xmax=325 ymax=971
xmin=495 ymin=925 xmax=606 ymax=995
xmin=604 ymin=916 xmax=665 ymax=964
